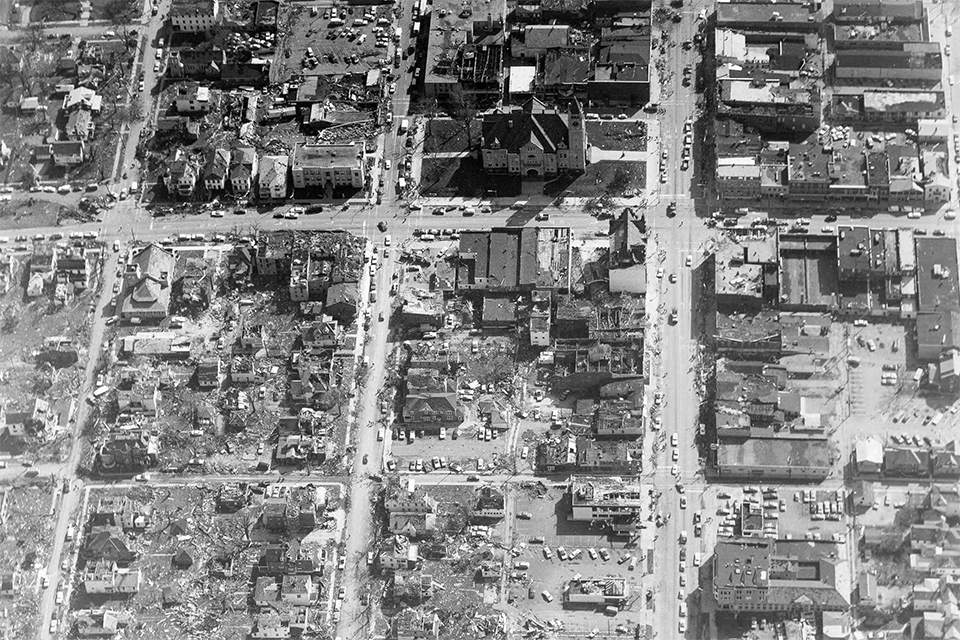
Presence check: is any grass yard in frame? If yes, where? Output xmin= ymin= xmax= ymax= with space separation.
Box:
xmin=586 ymin=121 xmax=648 ymax=152
xmin=544 ymin=160 xmax=646 ymax=198
xmin=424 ymin=118 xmax=481 ymax=154
xmin=32 ymin=0 xmax=139 ymax=23
xmin=30 ymin=0 xmax=83 ymax=22
xmin=0 ymin=199 xmax=62 ymax=230
xmin=420 ymin=157 xmax=521 ymax=198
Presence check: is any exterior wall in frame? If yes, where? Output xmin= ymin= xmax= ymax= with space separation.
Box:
xmin=718 ymin=176 xmax=761 ymax=199
xmin=570 ymin=503 xmax=641 ymax=521
xmin=171 ymin=1 xmax=220 ymax=32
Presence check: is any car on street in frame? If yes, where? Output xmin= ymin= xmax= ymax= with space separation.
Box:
xmin=657 ymin=267 xmax=664 ymax=279
xmin=666 ymin=201 xmax=677 ymax=217
xmin=668 ymin=273 xmax=676 ymax=283
xmin=685 ymin=254 xmax=693 ymax=267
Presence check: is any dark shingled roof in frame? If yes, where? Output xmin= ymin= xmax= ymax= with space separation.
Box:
xmin=482 ymin=98 xmax=570 ymax=154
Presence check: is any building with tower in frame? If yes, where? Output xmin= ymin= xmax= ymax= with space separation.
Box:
xmin=480 ymin=98 xmax=588 ymax=179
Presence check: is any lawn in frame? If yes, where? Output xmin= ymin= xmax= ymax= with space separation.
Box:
xmin=424 ymin=118 xmax=482 ymax=154
xmin=32 ymin=0 xmax=140 ymax=22
xmin=30 ymin=0 xmax=83 ymax=22
xmin=420 ymin=157 xmax=521 ymax=198
xmin=544 ymin=160 xmax=646 ymax=198
xmin=586 ymin=121 xmax=648 ymax=152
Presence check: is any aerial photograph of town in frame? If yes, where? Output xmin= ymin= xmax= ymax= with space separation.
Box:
xmin=0 ymin=0 xmax=959 ymax=637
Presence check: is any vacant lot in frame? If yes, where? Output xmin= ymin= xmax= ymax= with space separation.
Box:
xmin=424 ymin=118 xmax=481 ymax=154
xmin=420 ymin=157 xmax=521 ymax=198
xmin=0 ymin=199 xmax=64 ymax=230
xmin=544 ymin=161 xmax=646 ymax=198
xmin=586 ymin=121 xmax=648 ymax=152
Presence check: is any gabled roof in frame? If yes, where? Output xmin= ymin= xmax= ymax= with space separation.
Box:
xmin=482 ymin=98 xmax=570 ymax=154
xmin=202 ymin=147 xmax=230 ymax=181
xmin=404 ymin=392 xmax=458 ymax=417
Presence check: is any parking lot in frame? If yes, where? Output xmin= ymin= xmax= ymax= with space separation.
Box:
xmin=505 ymin=485 xmax=650 ymax=636
xmin=839 ymin=317 xmax=960 ymax=475
xmin=277 ymin=2 xmax=400 ymax=77
xmin=389 ymin=424 xmax=510 ymax=473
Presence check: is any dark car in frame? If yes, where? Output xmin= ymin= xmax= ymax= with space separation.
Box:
xmin=825 ymin=213 xmax=838 ymax=222
xmin=666 ymin=201 xmax=677 ymax=218
xmin=377 ymin=221 xmax=388 ymax=232
xmin=362 ymin=454 xmax=369 ymax=464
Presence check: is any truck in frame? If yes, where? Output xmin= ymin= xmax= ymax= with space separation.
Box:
xmin=394 ymin=27 xmax=402 ymax=42
xmin=399 ymin=119 xmax=409 ymax=133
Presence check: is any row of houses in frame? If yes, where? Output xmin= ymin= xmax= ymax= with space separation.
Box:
xmin=161 ymin=142 xmax=366 ymax=200
xmin=855 ymin=439 xmax=960 ymax=479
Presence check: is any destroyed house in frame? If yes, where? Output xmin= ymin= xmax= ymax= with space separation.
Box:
xmin=474 ymin=486 xmax=505 ymax=518
xmin=81 ymin=560 xmax=142 ymax=594
xmin=384 ymin=482 xmax=438 ymax=515
xmin=75 ymin=610 xmax=130 ymax=637
xmin=596 ymin=401 xmax=650 ymax=439
xmin=392 ymin=607 xmax=440 ymax=640
xmin=576 ymin=437 xmax=641 ymax=475
xmin=91 ymin=496 xmax=152 ymax=530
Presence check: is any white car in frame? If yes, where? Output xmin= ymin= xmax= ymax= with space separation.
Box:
xmin=657 ymin=267 xmax=664 ymax=279
xmin=671 ymin=464 xmax=679 ymax=476
xmin=685 ymin=255 xmax=693 ymax=267
xmin=907 ymin=211 xmax=922 ymax=219
xmin=671 ymin=433 xmax=678 ymax=446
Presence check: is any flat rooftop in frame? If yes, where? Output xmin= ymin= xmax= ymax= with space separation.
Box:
xmin=717 ymin=438 xmax=832 ymax=472
xmin=291 ymin=143 xmax=364 ymax=170
xmin=716 ymin=3 xmax=817 ymax=27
